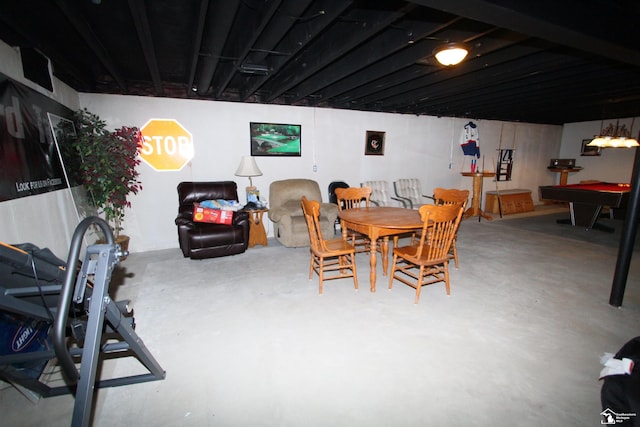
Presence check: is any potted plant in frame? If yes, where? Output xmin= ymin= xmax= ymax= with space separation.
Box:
xmin=72 ymin=108 xmax=143 ymax=255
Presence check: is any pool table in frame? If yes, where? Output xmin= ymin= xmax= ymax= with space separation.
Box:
xmin=539 ymin=182 xmax=631 ymax=231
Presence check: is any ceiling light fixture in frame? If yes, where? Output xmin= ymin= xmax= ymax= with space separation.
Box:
xmin=588 ymin=118 xmax=639 ymax=148
xmin=433 ymin=43 xmax=468 ymax=66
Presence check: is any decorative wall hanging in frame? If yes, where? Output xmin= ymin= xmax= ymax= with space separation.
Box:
xmin=365 ymin=130 xmax=385 ymax=155
xmin=250 ymin=122 xmax=301 ymax=156
xmin=581 ymin=139 xmax=601 ymax=156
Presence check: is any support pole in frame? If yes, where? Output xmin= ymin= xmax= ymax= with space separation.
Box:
xmin=609 ymin=146 xmax=640 ymax=307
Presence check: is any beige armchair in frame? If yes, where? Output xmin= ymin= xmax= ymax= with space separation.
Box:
xmin=269 ymin=179 xmax=338 ymax=247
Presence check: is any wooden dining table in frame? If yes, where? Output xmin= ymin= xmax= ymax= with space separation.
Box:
xmin=338 ymin=206 xmax=423 ymax=292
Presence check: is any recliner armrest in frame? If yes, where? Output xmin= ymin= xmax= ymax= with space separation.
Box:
xmin=268 ymin=207 xmax=294 ymax=223
xmin=233 ymin=210 xmax=249 ymax=227
xmin=319 ymin=202 xmax=339 ymax=221
xmin=175 ymin=213 xmax=194 ymax=227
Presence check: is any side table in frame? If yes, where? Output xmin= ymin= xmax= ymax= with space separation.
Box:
xmin=460 ymin=171 xmax=496 ymax=221
xmin=548 ymin=166 xmax=583 ymax=185
xmin=247 ymin=209 xmax=268 ymax=248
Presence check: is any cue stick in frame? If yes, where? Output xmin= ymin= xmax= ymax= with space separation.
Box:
xmin=492 ymin=158 xmax=503 ymax=218
xmin=495 ymin=124 xmax=505 ymax=218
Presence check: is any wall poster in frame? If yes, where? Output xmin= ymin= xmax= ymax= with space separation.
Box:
xmin=0 ymin=73 xmax=74 ymax=202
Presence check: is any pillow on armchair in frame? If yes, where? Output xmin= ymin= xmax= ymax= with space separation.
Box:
xmin=268 ymin=179 xmax=338 ymax=247
xmin=175 ymin=181 xmax=249 ymax=259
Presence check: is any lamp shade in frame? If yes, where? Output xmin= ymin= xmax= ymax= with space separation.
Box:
xmin=434 ymin=43 xmax=468 ymax=66
xmin=235 ymin=156 xmax=263 ymax=177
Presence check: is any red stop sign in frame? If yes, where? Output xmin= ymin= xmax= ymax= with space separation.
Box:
xmin=140 ymin=119 xmax=194 ymax=171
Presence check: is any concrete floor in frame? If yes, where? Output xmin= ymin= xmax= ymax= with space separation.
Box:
xmin=2 ymin=206 xmax=639 ymax=426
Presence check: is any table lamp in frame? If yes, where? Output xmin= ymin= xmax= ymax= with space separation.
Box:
xmin=235 ymin=156 xmax=263 ymax=204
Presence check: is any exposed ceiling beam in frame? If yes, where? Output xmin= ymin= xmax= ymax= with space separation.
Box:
xmin=0 ymin=3 xmax=93 ymax=90
xmin=213 ymin=0 xmax=285 ymax=98
xmin=292 ymin=15 xmax=450 ymax=102
xmin=127 ymin=0 xmax=162 ymax=95
xmin=186 ymin=0 xmax=210 ymax=97
xmin=409 ymin=0 xmax=640 ymax=66
xmin=54 ymin=0 xmax=128 ymax=91
xmin=306 ymin=21 xmax=516 ymax=105
xmin=264 ymin=4 xmax=417 ymax=102
xmin=239 ymin=0 xmax=353 ymax=101
xmin=194 ymin=0 xmax=242 ymax=95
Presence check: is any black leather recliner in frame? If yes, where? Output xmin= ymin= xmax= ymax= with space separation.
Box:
xmin=175 ymin=181 xmax=249 ymax=259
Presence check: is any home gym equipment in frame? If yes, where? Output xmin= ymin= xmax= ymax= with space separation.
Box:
xmin=0 ymin=216 xmax=165 ymax=427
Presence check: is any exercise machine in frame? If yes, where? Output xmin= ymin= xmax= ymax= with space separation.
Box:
xmin=0 ymin=217 xmax=165 ymax=427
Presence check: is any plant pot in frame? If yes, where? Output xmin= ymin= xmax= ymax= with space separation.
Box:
xmin=96 ymin=234 xmax=130 ymax=261
xmin=115 ymin=235 xmax=130 ymax=261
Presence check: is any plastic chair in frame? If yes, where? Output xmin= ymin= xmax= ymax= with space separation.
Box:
xmin=393 ymin=178 xmax=434 ymax=209
xmin=361 ymin=180 xmax=408 ymax=207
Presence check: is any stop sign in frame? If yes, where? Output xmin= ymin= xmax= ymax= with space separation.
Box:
xmin=139 ymin=119 xmax=194 ymax=171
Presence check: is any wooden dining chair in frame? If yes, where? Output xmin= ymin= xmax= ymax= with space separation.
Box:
xmin=433 ymin=188 xmax=469 ymax=269
xmin=301 ymin=196 xmax=358 ymax=294
xmin=335 ymin=187 xmax=373 ymax=253
xmin=389 ymin=203 xmax=464 ymax=304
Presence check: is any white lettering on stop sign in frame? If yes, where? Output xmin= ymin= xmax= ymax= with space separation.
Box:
xmin=142 ymin=135 xmax=192 ymax=156
xmin=140 ymin=119 xmax=194 ymax=171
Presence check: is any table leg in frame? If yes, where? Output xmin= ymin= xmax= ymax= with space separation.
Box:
xmin=248 ymin=211 xmax=268 ymax=247
xmin=341 ymin=220 xmax=348 ymax=241
xmin=369 ymin=236 xmax=377 ymax=292
xmin=463 ymin=175 xmax=493 ymax=221
xmin=381 ymin=236 xmax=389 ymax=276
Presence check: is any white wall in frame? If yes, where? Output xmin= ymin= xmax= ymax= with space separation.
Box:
xmin=78 ymin=93 xmax=563 ymax=253
xmin=559 ymin=119 xmax=638 ymax=184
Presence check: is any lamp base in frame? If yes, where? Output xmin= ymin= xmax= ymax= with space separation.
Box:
xmin=246 ymin=186 xmax=260 ymax=204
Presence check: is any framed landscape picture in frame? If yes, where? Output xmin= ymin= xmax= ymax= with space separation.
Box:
xmin=581 ymin=139 xmax=601 ymax=156
xmin=365 ymin=130 xmax=385 ymax=155
xmin=250 ymin=122 xmax=301 ymax=156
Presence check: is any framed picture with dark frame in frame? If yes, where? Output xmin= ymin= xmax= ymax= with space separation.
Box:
xmin=365 ymin=130 xmax=385 ymax=155
xmin=250 ymin=122 xmax=301 ymax=156
xmin=581 ymin=138 xmax=601 ymax=156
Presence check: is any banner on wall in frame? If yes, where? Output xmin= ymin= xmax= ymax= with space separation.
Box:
xmin=0 ymin=73 xmax=74 ymax=202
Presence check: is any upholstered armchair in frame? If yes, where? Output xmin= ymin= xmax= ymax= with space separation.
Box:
xmin=175 ymin=181 xmax=249 ymax=259
xmin=269 ymin=179 xmax=338 ymax=247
